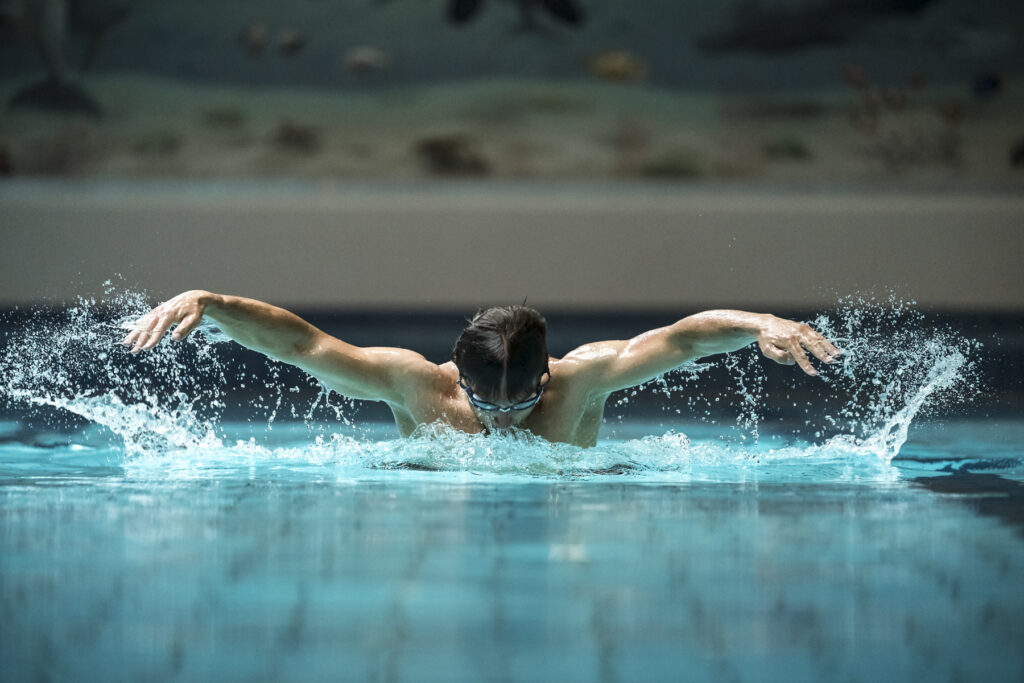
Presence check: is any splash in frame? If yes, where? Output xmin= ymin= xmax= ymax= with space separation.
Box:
xmin=7 ymin=389 xmax=221 ymax=458
xmin=808 ymin=294 xmax=981 ymax=460
xmin=0 ymin=289 xmax=983 ymax=481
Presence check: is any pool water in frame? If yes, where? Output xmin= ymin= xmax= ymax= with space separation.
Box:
xmin=2 ymin=419 xmax=1023 ymax=682
xmin=2 ymin=294 xmax=1023 ymax=681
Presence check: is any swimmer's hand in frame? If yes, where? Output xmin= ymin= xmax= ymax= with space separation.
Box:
xmin=755 ymin=316 xmax=841 ymax=376
xmin=121 ymin=290 xmax=211 ymax=353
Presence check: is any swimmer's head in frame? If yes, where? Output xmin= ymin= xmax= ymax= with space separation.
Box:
xmin=452 ymin=305 xmax=549 ymax=428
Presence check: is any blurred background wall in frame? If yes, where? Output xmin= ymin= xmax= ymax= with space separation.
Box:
xmin=1 ymin=183 xmax=1022 ymax=312
xmin=2 ymin=0 xmax=1022 ymax=90
xmin=1 ymin=0 xmax=1022 ymax=312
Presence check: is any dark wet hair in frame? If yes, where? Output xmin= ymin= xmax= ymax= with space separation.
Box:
xmin=452 ymin=306 xmax=548 ymax=398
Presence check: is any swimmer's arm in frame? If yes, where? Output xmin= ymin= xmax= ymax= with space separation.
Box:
xmin=122 ymin=290 xmax=424 ymax=403
xmin=570 ymin=310 xmax=841 ymax=395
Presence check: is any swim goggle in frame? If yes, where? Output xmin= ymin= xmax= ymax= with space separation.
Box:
xmin=457 ymin=371 xmax=550 ymax=412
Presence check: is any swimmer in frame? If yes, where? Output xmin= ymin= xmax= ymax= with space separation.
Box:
xmin=122 ymin=291 xmax=841 ymax=448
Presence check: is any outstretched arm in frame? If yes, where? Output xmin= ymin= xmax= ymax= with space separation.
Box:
xmin=120 ymin=290 xmax=429 ymax=403
xmin=566 ymin=310 xmax=841 ymax=396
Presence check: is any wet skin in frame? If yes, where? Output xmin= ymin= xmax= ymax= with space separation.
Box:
xmin=122 ymin=291 xmax=841 ymax=448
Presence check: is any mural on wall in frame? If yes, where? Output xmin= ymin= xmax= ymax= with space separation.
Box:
xmin=0 ymin=0 xmax=1019 ymax=182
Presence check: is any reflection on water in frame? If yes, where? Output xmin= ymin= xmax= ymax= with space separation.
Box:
xmin=2 ymin=473 xmax=1024 ymax=681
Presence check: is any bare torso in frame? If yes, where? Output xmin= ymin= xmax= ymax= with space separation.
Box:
xmin=385 ymin=357 xmax=609 ymax=448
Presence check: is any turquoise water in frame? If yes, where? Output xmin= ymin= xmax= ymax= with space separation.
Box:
xmin=2 ymin=294 xmax=1023 ymax=681
xmin=2 ymin=419 xmax=1024 ymax=682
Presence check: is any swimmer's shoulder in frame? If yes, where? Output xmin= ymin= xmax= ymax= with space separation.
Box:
xmin=556 ymin=342 xmax=620 ymax=378
xmin=345 ymin=347 xmax=444 ymax=392
xmin=388 ymin=353 xmax=461 ymax=397
xmin=551 ymin=345 xmax=620 ymax=399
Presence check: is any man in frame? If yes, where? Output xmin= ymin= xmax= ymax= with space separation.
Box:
xmin=122 ymin=290 xmax=841 ymax=448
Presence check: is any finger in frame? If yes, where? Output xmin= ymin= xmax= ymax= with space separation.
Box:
xmin=131 ymin=318 xmax=166 ymax=353
xmin=141 ymin=315 xmax=176 ymax=350
xmin=809 ymin=333 xmax=842 ymax=362
xmin=807 ymin=337 xmax=838 ymax=364
xmin=134 ymin=329 xmax=163 ymax=353
xmin=759 ymin=340 xmax=795 ymax=365
xmin=122 ymin=310 xmax=158 ymax=346
xmin=806 ymin=329 xmax=841 ymax=360
xmin=124 ymin=324 xmax=153 ymax=350
xmin=122 ymin=307 xmax=160 ymax=342
xmin=131 ymin=330 xmax=153 ymax=354
xmin=789 ymin=341 xmax=817 ymax=376
xmin=139 ymin=331 xmax=162 ymax=351
xmin=172 ymin=313 xmax=201 ymax=341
